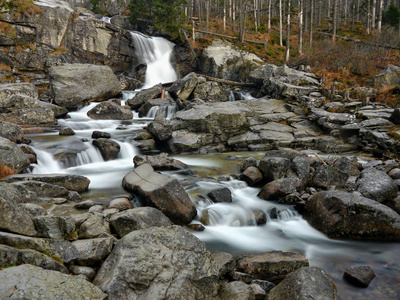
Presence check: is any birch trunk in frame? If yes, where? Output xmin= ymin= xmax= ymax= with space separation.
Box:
xmin=285 ymin=0 xmax=291 ymax=63
xmin=279 ymin=0 xmax=283 ymax=46
xmin=299 ymin=0 xmax=303 ymax=55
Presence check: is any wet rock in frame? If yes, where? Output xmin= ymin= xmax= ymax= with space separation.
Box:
xmin=126 ymin=83 xmax=162 ymax=110
xmin=110 ymin=207 xmax=173 ymax=238
xmin=0 ymin=137 xmax=30 ymax=173
xmin=79 ymin=214 xmax=111 ymax=239
xmin=138 ymin=98 xmax=175 ymax=117
xmin=343 ymin=265 xmax=376 ymax=288
xmin=108 ymin=197 xmax=133 ymax=210
xmin=268 ymin=267 xmax=342 ymax=300
xmin=258 ymin=156 xmax=291 ymax=182
xmin=240 ymin=166 xmax=263 ymax=186
xmin=258 ymin=178 xmax=298 ymax=201
xmin=92 ymin=138 xmax=120 ymax=160
xmin=122 ymin=164 xmax=197 ymax=225
xmin=147 ymin=115 xmax=172 ymax=141
xmin=384 ymin=195 xmax=400 ymax=215
xmin=304 ymin=190 xmax=400 ymax=241
xmin=311 ymin=164 xmax=349 ymax=189
xmin=72 ymin=236 xmax=116 ymax=266
xmin=33 ymin=216 xmax=75 ymax=239
xmin=356 ymin=168 xmax=398 ymax=202
xmin=87 ymin=99 xmax=133 ymax=120
xmin=331 ymin=156 xmax=360 ymax=176
xmin=187 ymin=223 xmax=206 ymax=231
xmin=212 ymin=252 xmax=235 ymax=278
xmin=2 ymin=174 xmax=90 ymax=192
xmin=219 ymin=281 xmax=255 ymax=300
xmin=92 ymin=130 xmax=111 ymax=139
xmin=93 ymin=226 xmax=219 ymax=300
xmin=0 ymin=121 xmax=24 ymax=142
xmin=59 ymin=127 xmax=75 ymax=135
xmin=0 ymin=265 xmax=107 ymax=299
xmin=235 ymin=251 xmax=309 ymax=283
xmin=291 ymin=156 xmax=311 ymax=181
xmin=240 ymin=157 xmax=258 ymax=171
xmin=0 ymin=183 xmax=36 ymax=236
xmin=118 ymin=74 xmax=142 ymax=90
xmin=207 ymin=187 xmax=232 ymax=203
xmin=133 ymin=152 xmax=188 ymax=170
xmin=0 ymin=244 xmax=68 ymax=273
xmin=75 ymin=200 xmax=96 ymax=210
xmin=0 ymin=231 xmax=79 ymax=263
xmin=49 ymin=64 xmax=122 ymax=109
xmin=69 ymin=265 xmax=96 ymax=281
xmin=253 ymin=209 xmax=267 ymax=225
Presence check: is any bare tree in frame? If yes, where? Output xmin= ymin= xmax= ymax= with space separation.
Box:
xmin=367 ymin=0 xmax=371 ymax=34
xmin=332 ymin=0 xmax=337 ymax=43
xmin=279 ymin=0 xmax=283 ymax=46
xmin=309 ymin=0 xmax=314 ymax=48
xmin=223 ymin=0 xmax=227 ymax=32
xmin=254 ymin=0 xmax=258 ymax=32
xmin=285 ymin=0 xmax=291 ymax=63
xmin=267 ymin=0 xmax=271 ymax=34
xmin=372 ymin=0 xmax=376 ymax=30
xmin=377 ymin=0 xmax=383 ymax=34
xmin=299 ymin=0 xmax=304 ymax=55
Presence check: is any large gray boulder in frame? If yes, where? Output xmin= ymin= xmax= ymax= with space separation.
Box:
xmin=126 ymin=83 xmax=162 ymax=110
xmin=110 ymin=207 xmax=173 ymax=238
xmin=304 ymin=190 xmax=400 ymax=241
xmin=219 ymin=281 xmax=255 ymax=300
xmin=356 ymin=168 xmax=398 ymax=202
xmin=133 ymin=153 xmax=188 ymax=170
xmin=0 ymin=83 xmax=38 ymax=103
xmin=311 ymin=164 xmax=349 ymax=189
xmin=0 ymin=137 xmax=30 ymax=173
xmin=369 ymin=64 xmax=400 ymax=87
xmin=198 ymin=39 xmax=263 ymax=82
xmin=72 ymin=236 xmax=116 ymax=266
xmin=235 ymin=251 xmax=309 ymax=283
xmin=267 ymin=267 xmax=342 ymax=300
xmin=87 ymin=99 xmax=133 ymax=120
xmin=0 ymin=121 xmax=24 ymax=141
xmin=2 ymin=107 xmax=56 ymax=126
xmin=168 ymin=72 xmax=206 ymax=100
xmin=93 ymin=226 xmax=219 ymax=300
xmin=49 ymin=64 xmax=122 ymax=109
xmin=122 ymin=164 xmax=197 ymax=225
xmin=249 ymin=63 xmax=278 ymax=85
xmin=0 ymin=244 xmax=68 ymax=273
xmin=33 ymin=216 xmax=76 ymax=239
xmin=92 ymin=138 xmax=120 ymax=161
xmin=0 ymin=264 xmax=107 ymax=300
xmin=0 ymin=183 xmax=36 ymax=236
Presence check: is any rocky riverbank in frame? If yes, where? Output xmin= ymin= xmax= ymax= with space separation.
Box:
xmin=1 ymin=0 xmax=400 ymax=299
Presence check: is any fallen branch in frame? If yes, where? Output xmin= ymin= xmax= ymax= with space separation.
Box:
xmin=314 ymin=152 xmax=327 ymax=165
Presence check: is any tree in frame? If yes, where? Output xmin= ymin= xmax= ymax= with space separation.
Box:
xmin=383 ymin=4 xmax=400 ymax=28
xmin=332 ymin=0 xmax=337 ymax=43
xmin=298 ymin=0 xmax=304 ymax=55
xmin=279 ymin=0 xmax=283 ymax=46
xmin=128 ymin=0 xmax=187 ymax=39
xmin=285 ymin=0 xmax=291 ymax=63
xmin=377 ymin=0 xmax=383 ymax=34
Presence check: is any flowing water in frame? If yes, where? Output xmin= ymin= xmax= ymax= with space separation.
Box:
xmin=25 ymin=29 xmax=400 ymax=299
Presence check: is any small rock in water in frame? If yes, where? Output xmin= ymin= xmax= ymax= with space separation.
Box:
xmin=74 ymin=200 xmax=95 ymax=209
xmin=253 ymin=209 xmax=267 ymax=225
xmin=92 ymin=131 xmax=111 ymax=139
xmin=187 ymin=223 xmax=206 ymax=232
xmin=207 ymin=188 xmax=232 ymax=203
xmin=343 ymin=265 xmax=376 ymax=287
xmin=59 ymin=128 xmax=75 ymax=136
xmin=108 ymin=198 xmax=133 ymax=211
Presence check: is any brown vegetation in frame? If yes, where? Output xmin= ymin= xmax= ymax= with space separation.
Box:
xmin=0 ymin=164 xmax=14 ymax=179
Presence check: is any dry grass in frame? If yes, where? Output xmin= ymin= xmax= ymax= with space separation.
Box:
xmin=0 ymin=0 xmax=43 ymax=18
xmin=0 ymin=164 xmax=14 ymax=179
xmin=0 ymin=21 xmax=16 ymax=36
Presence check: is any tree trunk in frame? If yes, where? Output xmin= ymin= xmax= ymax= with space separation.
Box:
xmin=332 ymin=0 xmax=337 ymax=43
xmin=367 ymin=0 xmax=371 ymax=34
xmin=372 ymin=0 xmax=376 ymax=30
xmin=309 ymin=0 xmax=313 ymax=48
xmin=285 ymin=0 xmax=291 ymax=62
xmin=205 ymin=0 xmax=209 ymax=31
xmin=268 ymin=0 xmax=271 ymax=34
xmin=318 ymin=0 xmax=322 ymax=26
xmin=279 ymin=0 xmax=283 ymax=46
xmin=254 ymin=0 xmax=258 ymax=32
xmin=298 ymin=0 xmax=303 ymax=55
xmin=357 ymin=0 xmax=360 ymax=22
xmin=377 ymin=0 xmax=383 ymax=34
xmin=223 ymin=0 xmax=227 ymax=32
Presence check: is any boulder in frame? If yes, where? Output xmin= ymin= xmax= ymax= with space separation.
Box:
xmin=98 ymin=0 xmax=130 ymax=16
xmin=126 ymin=83 xmax=162 ymax=110
xmin=168 ymin=72 xmax=206 ymax=100
xmin=122 ymin=164 xmax=197 ymax=225
xmin=258 ymin=156 xmax=291 ymax=182
xmin=304 ymin=190 xmax=400 ymax=241
xmin=0 ymin=121 xmax=24 ymax=141
xmin=2 ymin=107 xmax=56 ymax=126
xmin=343 ymin=265 xmax=376 ymax=288
xmin=235 ymin=251 xmax=309 ymax=283
xmin=240 ymin=166 xmax=263 ymax=186
xmin=147 ymin=115 xmax=172 ymax=141
xmin=0 ymin=137 xmax=30 ymax=173
xmin=267 ymin=267 xmax=342 ymax=300
xmin=72 ymin=236 xmax=116 ymax=266
xmin=0 ymin=231 xmax=79 ymax=263
xmin=249 ymin=63 xmax=278 ymax=85
xmin=110 ymin=207 xmax=173 ymax=238
xmin=69 ymin=265 xmax=96 ymax=281
xmin=12 ymin=180 xmax=69 ymax=199
xmin=79 ymin=214 xmax=111 ymax=239
xmin=92 ymin=138 xmax=120 ymax=160
xmin=0 ymin=244 xmax=68 ymax=273
xmin=49 ymin=64 xmax=122 ymax=109
xmin=311 ymin=164 xmax=349 ymax=189
xmin=0 ymin=183 xmax=36 ymax=236
xmin=59 ymin=127 xmax=75 ymax=135
xmin=258 ymin=178 xmax=298 ymax=200
xmin=219 ymin=281 xmax=255 ymax=300
xmin=212 ymin=252 xmax=235 ymax=278
xmin=108 ymin=197 xmax=133 ymax=210
xmin=0 ymin=265 xmax=107 ymax=299
xmin=207 ymin=187 xmax=232 ymax=203
xmin=198 ymin=39 xmax=263 ymax=82
xmin=87 ymin=99 xmax=133 ymax=120
xmin=92 ymin=130 xmax=111 ymax=139
xmin=2 ymin=174 xmax=90 ymax=192
xmin=133 ymin=152 xmax=188 ymax=170
xmin=93 ymin=226 xmax=218 ymax=300
xmin=33 ymin=216 xmax=75 ymax=239
xmin=193 ymin=81 xmax=228 ymax=102
xmin=369 ymin=64 xmax=400 ymax=87
xmin=356 ymin=168 xmax=398 ymax=202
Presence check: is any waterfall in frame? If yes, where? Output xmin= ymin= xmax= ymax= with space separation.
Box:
xmin=146 ymin=103 xmax=177 ymax=119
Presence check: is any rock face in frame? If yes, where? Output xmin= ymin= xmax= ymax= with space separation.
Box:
xmin=267 ymin=267 xmax=342 ymax=300
xmin=235 ymin=251 xmax=309 ymax=283
xmin=304 ymin=190 xmax=400 ymax=241
xmin=0 ymin=137 xmax=30 ymax=173
xmin=122 ymin=164 xmax=197 ymax=225
xmin=0 ymin=183 xmax=37 ymax=236
xmin=49 ymin=64 xmax=122 ymax=109
xmin=93 ymin=226 xmax=219 ymax=300
xmin=198 ymin=39 xmax=263 ymax=82
xmin=0 ymin=264 xmax=107 ymax=300
xmin=87 ymin=99 xmax=133 ymax=120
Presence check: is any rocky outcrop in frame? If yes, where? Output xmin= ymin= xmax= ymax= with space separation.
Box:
xmin=122 ymin=164 xmax=197 ymax=225
xmin=0 ymin=264 xmax=107 ymax=299
xmin=267 ymin=267 xmax=342 ymax=300
xmin=87 ymin=99 xmax=133 ymax=120
xmin=94 ymin=226 xmax=219 ymax=300
xmin=0 ymin=137 xmax=30 ymax=173
xmin=198 ymin=39 xmax=263 ymax=82
xmin=49 ymin=64 xmax=122 ymax=109
xmin=304 ymin=190 xmax=400 ymax=241
xmin=369 ymin=64 xmax=400 ymax=87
